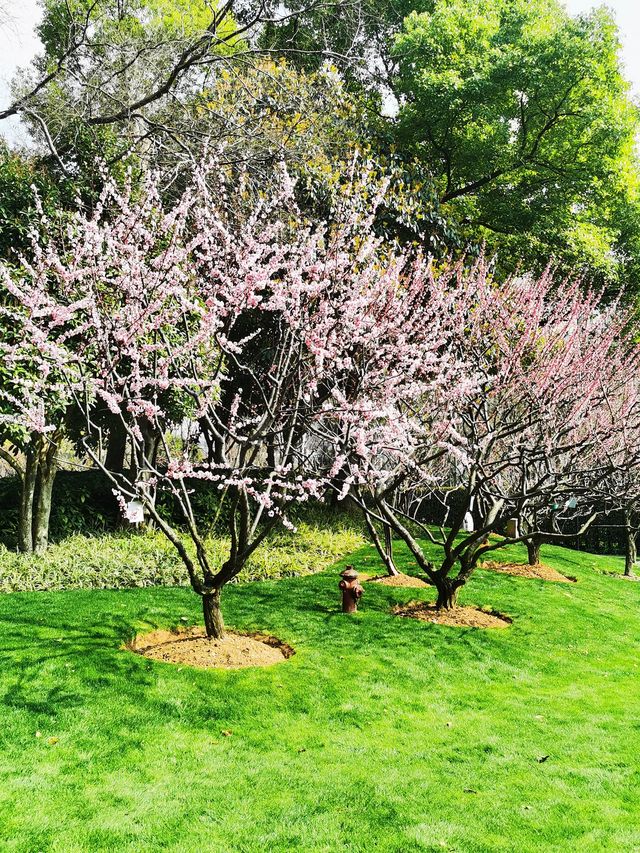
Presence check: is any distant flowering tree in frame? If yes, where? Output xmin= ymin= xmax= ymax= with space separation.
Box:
xmin=0 ymin=316 xmax=66 ymax=554
xmin=0 ymin=160 xmax=468 ymax=635
xmin=305 ymin=257 xmax=480 ymax=574
xmin=0 ymin=204 xmax=72 ymax=553
xmin=337 ymin=262 xmax=640 ymax=608
xmin=590 ymin=380 xmax=640 ymax=577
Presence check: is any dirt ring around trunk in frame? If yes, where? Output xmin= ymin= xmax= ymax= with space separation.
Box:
xmin=127 ymin=626 xmax=295 ymax=669
xmin=361 ymin=572 xmax=432 ymax=588
xmin=479 ymin=560 xmax=576 ymax=583
xmin=393 ymin=600 xmax=512 ymax=629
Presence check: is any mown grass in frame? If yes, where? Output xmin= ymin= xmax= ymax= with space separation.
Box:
xmin=1 ymin=537 xmax=639 ymax=852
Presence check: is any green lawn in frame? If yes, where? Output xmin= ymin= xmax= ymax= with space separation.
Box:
xmin=1 ymin=538 xmax=639 ymax=852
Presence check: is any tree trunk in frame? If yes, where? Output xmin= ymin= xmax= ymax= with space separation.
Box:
xmin=625 ymin=509 xmax=636 ymax=577
xmin=202 ymin=590 xmax=225 ymax=639
xmin=383 ymin=524 xmax=399 ymax=576
xmin=526 ymin=536 xmax=542 ymax=567
xmin=435 ymin=577 xmax=461 ymax=610
xmin=105 ymin=415 xmax=127 ymax=474
xmin=17 ymin=442 xmax=39 ymax=553
xmin=32 ymin=437 xmax=59 ymax=555
xmin=363 ymin=509 xmax=399 ymax=576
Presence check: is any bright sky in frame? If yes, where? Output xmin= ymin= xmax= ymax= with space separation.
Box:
xmin=0 ymin=0 xmax=639 ymax=145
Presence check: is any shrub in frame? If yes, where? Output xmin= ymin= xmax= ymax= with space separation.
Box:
xmin=0 ymin=521 xmax=364 ymax=593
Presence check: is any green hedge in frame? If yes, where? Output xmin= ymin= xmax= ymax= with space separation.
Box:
xmin=0 ymin=469 xmax=363 ymax=547
xmin=0 ymin=522 xmax=364 ymax=593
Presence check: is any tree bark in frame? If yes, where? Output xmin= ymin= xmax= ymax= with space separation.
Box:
xmin=435 ymin=577 xmax=462 ymax=610
xmin=105 ymin=415 xmax=127 ymax=474
xmin=202 ymin=590 xmax=225 ymax=639
xmin=383 ymin=524 xmax=398 ymax=576
xmin=526 ymin=535 xmax=542 ymax=567
xmin=363 ymin=509 xmax=399 ymax=576
xmin=32 ymin=437 xmax=59 ymax=554
xmin=624 ymin=509 xmax=636 ymax=577
xmin=17 ymin=441 xmax=39 ymax=553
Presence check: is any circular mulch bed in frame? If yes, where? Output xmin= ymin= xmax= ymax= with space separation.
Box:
xmin=127 ymin=627 xmax=294 ymax=669
xmin=362 ymin=572 xmax=432 ymax=588
xmin=393 ymin=600 xmax=512 ymax=628
xmin=480 ymin=560 xmax=576 ymax=583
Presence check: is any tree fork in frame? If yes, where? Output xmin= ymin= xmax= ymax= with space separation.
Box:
xmin=435 ymin=577 xmax=462 ymax=610
xmin=363 ymin=508 xmax=399 ymax=576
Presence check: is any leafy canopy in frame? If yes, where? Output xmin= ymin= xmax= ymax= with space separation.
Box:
xmin=392 ymin=0 xmax=640 ymax=289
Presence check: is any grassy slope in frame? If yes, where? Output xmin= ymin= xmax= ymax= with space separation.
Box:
xmin=1 ymin=539 xmax=639 ymax=852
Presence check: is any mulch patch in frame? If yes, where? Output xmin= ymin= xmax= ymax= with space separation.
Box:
xmin=480 ymin=560 xmax=576 ymax=583
xmin=362 ymin=572 xmax=432 ymax=588
xmin=127 ymin=627 xmax=294 ymax=669
xmin=392 ymin=600 xmax=512 ymax=628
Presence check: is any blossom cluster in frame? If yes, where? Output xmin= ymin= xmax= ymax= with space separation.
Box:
xmin=2 ymin=159 xmax=639 ymax=588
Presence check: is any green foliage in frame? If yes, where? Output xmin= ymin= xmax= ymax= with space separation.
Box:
xmin=1 ymin=540 xmax=640 ymax=849
xmin=0 ymin=472 xmax=119 ymax=547
xmin=0 ymin=145 xmax=67 ymax=261
xmin=193 ymin=60 xmax=372 ymax=206
xmin=393 ymin=0 xmax=640 ymax=291
xmin=0 ymin=469 xmax=364 ymax=548
xmin=37 ymin=0 xmax=237 ymax=59
xmin=0 ymin=521 xmax=364 ymax=592
xmin=0 ymin=531 xmax=182 ymax=592
xmin=15 ymin=0 xmax=240 ymax=181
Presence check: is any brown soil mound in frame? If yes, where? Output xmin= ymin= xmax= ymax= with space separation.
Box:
xmin=128 ymin=626 xmax=294 ymax=669
xmin=365 ymin=572 xmax=432 ymax=588
xmin=393 ymin=600 xmax=511 ymax=628
xmin=480 ymin=560 xmax=576 ymax=583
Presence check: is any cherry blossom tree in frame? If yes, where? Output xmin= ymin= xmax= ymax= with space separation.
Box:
xmin=0 ymin=159 xmax=465 ymax=635
xmin=585 ymin=379 xmax=640 ymax=577
xmin=6 ymin=153 xmax=639 ymax=622
xmin=339 ymin=262 xmax=640 ymax=608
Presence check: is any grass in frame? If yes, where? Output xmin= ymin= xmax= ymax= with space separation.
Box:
xmin=1 ymin=536 xmax=640 ymax=851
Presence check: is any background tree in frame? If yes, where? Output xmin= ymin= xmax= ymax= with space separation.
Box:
xmin=392 ymin=0 xmax=640 ymax=291
xmin=1 ymin=0 xmax=363 ymax=173
xmin=341 ymin=263 xmax=640 ymax=608
xmin=0 ymin=149 xmax=75 ymax=552
xmin=0 ymin=295 xmax=68 ymax=553
xmin=262 ymin=0 xmax=640 ymax=289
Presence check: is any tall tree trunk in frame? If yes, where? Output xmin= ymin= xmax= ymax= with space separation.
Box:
xmin=624 ymin=509 xmax=636 ymax=577
xmin=526 ymin=535 xmax=542 ymax=567
xmin=202 ymin=590 xmax=225 ymax=639
xmin=32 ymin=436 xmax=59 ymax=555
xmin=17 ymin=441 xmax=39 ymax=553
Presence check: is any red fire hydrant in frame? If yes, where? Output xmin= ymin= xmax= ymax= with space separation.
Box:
xmin=339 ymin=566 xmax=364 ymax=613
